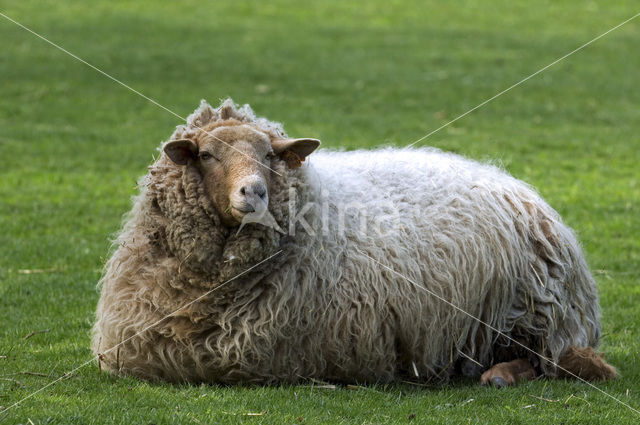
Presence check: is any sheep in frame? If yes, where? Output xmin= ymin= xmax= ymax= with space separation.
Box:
xmin=92 ymin=98 xmax=616 ymax=386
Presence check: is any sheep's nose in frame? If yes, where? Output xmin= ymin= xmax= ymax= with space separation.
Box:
xmin=240 ymin=182 xmax=267 ymax=200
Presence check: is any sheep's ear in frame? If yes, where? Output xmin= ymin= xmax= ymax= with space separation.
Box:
xmin=164 ymin=139 xmax=198 ymax=165
xmin=271 ymin=138 xmax=320 ymax=168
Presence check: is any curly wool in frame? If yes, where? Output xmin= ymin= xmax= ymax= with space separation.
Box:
xmin=92 ymin=99 xmax=601 ymax=383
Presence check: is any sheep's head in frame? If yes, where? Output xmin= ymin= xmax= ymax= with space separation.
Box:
xmin=163 ymin=120 xmax=320 ymax=227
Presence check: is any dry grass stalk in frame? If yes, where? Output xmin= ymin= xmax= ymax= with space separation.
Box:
xmin=18 ymin=268 xmax=58 ymax=274
xmin=23 ymin=329 xmax=50 ymax=340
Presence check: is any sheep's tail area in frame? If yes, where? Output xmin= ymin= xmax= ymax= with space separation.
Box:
xmin=497 ymin=190 xmax=607 ymax=378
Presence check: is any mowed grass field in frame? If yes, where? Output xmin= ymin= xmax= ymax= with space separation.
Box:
xmin=1 ymin=1 xmax=639 ymax=423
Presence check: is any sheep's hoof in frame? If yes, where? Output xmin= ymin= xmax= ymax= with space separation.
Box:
xmin=480 ymin=358 xmax=536 ymax=388
xmin=490 ymin=376 xmax=507 ymax=388
xmin=480 ymin=375 xmax=507 ymax=388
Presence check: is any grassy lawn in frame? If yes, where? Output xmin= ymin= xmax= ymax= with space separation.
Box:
xmin=1 ymin=0 xmax=639 ymax=423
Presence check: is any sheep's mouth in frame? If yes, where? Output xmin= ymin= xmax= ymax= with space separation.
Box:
xmin=229 ymin=205 xmax=255 ymax=222
xmin=232 ymin=206 xmax=255 ymax=214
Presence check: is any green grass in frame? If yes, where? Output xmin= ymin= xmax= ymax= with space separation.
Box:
xmin=1 ymin=0 xmax=639 ymax=423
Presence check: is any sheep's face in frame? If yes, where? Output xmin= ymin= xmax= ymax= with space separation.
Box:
xmin=163 ymin=122 xmax=319 ymax=226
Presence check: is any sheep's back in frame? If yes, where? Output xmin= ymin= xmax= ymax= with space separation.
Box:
xmin=303 ymin=148 xmax=599 ymax=380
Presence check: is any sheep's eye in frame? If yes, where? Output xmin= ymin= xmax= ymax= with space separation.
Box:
xmin=199 ymin=152 xmax=214 ymax=161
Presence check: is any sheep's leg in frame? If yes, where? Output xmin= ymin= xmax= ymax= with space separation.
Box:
xmin=557 ymin=346 xmax=616 ymax=381
xmin=480 ymin=358 xmax=537 ymax=388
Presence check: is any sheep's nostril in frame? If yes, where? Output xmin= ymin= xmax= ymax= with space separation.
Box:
xmin=240 ymin=184 xmax=267 ymax=199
